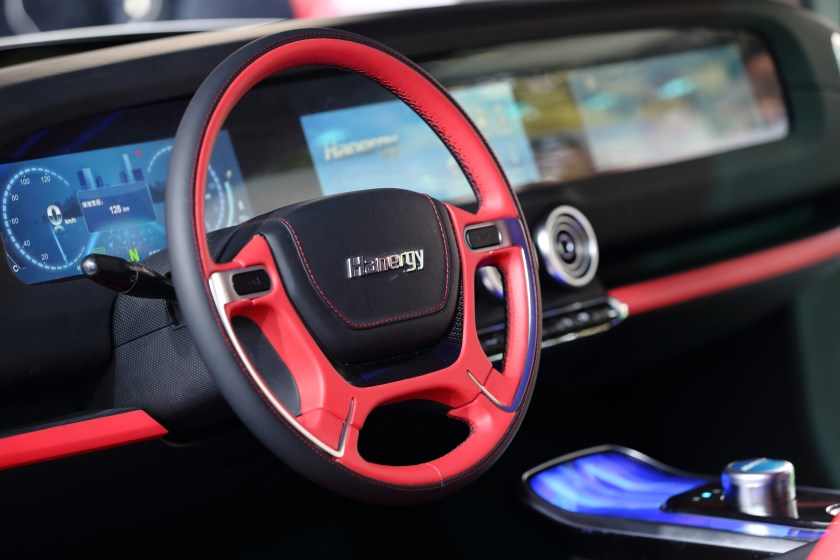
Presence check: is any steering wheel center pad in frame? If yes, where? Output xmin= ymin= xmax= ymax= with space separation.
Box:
xmin=217 ymin=189 xmax=460 ymax=364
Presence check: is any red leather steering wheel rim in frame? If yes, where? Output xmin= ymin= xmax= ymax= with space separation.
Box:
xmin=166 ymin=28 xmax=541 ymax=503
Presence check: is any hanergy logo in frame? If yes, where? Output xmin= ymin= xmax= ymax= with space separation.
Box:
xmin=347 ymin=249 xmax=424 ymax=279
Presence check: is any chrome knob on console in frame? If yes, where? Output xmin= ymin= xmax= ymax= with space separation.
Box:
xmin=536 ymin=205 xmax=598 ymax=288
xmin=722 ymin=458 xmax=798 ymax=518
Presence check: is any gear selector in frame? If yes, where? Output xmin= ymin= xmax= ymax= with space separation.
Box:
xmin=722 ymin=458 xmax=798 ymax=518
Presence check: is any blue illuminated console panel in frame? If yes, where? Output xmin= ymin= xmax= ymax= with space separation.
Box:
xmin=522 ymin=446 xmax=835 ymax=554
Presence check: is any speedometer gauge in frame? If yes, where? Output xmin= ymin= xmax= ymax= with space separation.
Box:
xmin=146 ymin=145 xmax=235 ymax=232
xmin=1 ymin=167 xmax=89 ymax=273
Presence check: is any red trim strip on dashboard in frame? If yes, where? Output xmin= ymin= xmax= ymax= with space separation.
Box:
xmin=0 ymin=410 xmax=167 ymax=471
xmin=608 ymin=226 xmax=840 ymax=316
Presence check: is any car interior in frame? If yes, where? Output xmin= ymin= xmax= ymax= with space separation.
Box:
xmin=2 ymin=0 xmax=840 ymax=558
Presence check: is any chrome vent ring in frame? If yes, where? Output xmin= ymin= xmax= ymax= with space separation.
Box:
xmin=536 ymin=205 xmax=599 ymax=288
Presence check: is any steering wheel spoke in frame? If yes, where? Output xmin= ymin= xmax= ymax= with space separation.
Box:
xmin=446 ymin=203 xmax=539 ymax=412
xmin=206 ymin=234 xmax=356 ymax=455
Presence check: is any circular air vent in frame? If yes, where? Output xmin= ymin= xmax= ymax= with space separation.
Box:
xmin=536 ymin=205 xmax=599 ymax=288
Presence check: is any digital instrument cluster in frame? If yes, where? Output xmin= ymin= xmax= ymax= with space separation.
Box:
xmin=0 ymin=131 xmax=252 ymax=284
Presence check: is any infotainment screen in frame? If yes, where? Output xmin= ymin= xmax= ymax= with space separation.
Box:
xmin=561 ymin=43 xmax=787 ymax=174
xmin=0 ymin=131 xmax=252 ymax=284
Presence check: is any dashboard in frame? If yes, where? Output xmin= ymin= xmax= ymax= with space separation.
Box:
xmin=0 ymin=0 xmax=838 ymax=418
xmin=0 ymin=27 xmax=788 ymax=285
xmin=6 ymin=0 xmax=840 ymax=394
xmin=0 ymin=1 xmax=840 ymax=420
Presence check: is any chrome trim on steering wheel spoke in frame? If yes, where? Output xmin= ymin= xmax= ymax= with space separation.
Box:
xmin=208 ymin=269 xmax=349 ymax=458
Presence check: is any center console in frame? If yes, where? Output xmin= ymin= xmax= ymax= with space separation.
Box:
xmin=522 ymin=446 xmax=839 ymax=555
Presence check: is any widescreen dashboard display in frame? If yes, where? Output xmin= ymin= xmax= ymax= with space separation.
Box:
xmin=553 ymin=43 xmax=786 ymax=177
xmin=300 ymin=39 xmax=787 ymax=196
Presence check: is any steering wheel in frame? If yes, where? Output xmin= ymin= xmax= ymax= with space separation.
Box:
xmin=166 ymin=28 xmax=541 ymax=503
